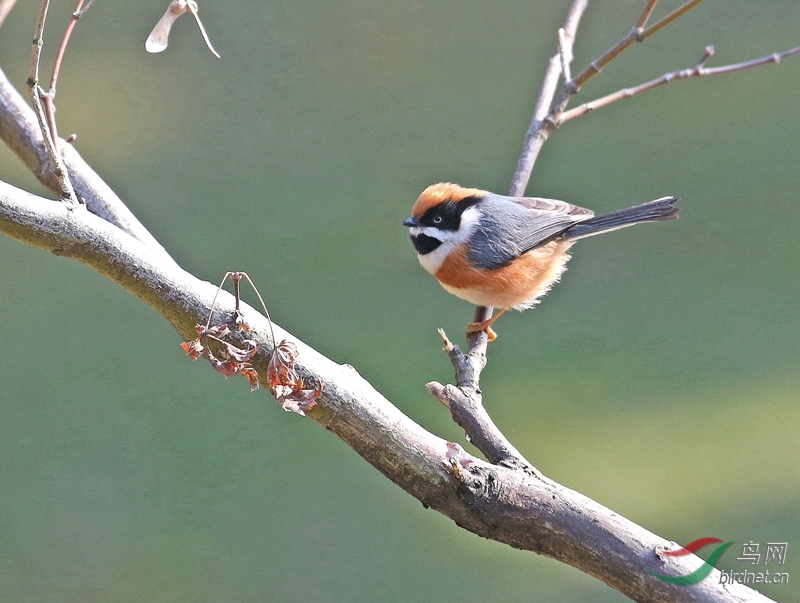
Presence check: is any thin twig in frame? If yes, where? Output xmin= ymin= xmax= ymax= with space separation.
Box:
xmin=573 ymin=0 xmax=706 ymax=91
xmin=0 ymin=0 xmax=18 ymax=29
xmin=233 ymin=271 xmax=277 ymax=346
xmin=512 ymin=0 xmax=708 ymax=199
xmin=203 ymin=271 xmax=277 ymax=347
xmin=641 ymin=0 xmax=704 ymax=40
xmin=635 ymin=0 xmax=660 ymax=30
xmin=447 ymin=0 xmax=713 ymax=467
xmin=437 ymin=1 xmax=589 ymax=470
xmin=50 ymin=0 xmax=95 ymax=92
xmin=509 ymin=0 xmax=587 ymax=197
xmin=557 ymin=28 xmax=573 ymax=84
xmin=44 ymin=0 xmax=95 ymax=154
xmin=427 ymin=329 xmax=541 ymax=474
xmin=560 ymin=44 xmax=800 ymax=123
xmin=27 ymin=0 xmax=79 ymax=207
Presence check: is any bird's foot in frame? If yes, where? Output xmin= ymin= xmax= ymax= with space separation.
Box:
xmin=466 ymin=319 xmax=498 ymax=341
xmin=466 ymin=308 xmax=505 ymax=341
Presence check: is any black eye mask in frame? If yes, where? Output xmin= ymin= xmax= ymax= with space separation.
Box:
xmin=418 ymin=196 xmax=482 ymax=231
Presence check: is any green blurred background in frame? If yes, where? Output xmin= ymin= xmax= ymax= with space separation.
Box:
xmin=1 ymin=1 xmax=799 ymax=601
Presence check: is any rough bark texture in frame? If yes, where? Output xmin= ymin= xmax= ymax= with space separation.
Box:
xmin=1 ymin=0 xmax=791 ymax=598
xmin=0 ymin=180 xmax=774 ymax=603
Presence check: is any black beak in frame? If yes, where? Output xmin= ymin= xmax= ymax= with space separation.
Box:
xmin=403 ymin=217 xmax=419 ymax=227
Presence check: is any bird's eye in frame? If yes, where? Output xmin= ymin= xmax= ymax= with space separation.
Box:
xmin=432 ymin=215 xmax=442 ymax=224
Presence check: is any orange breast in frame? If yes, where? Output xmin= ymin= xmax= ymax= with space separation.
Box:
xmin=434 ymin=241 xmax=575 ymax=309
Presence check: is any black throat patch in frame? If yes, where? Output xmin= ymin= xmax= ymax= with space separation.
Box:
xmin=409 ymin=233 xmax=442 ymax=255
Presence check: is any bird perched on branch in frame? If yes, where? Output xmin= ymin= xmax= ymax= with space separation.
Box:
xmin=403 ymin=183 xmax=679 ymax=340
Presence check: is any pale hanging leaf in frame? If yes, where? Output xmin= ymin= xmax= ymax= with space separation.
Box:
xmin=145 ymin=0 xmax=220 ymax=58
xmin=145 ymin=1 xmax=184 ymax=54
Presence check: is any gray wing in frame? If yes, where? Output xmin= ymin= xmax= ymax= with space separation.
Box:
xmin=467 ymin=194 xmax=593 ymax=270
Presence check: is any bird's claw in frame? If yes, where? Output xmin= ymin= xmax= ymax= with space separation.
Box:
xmin=466 ymin=320 xmax=498 ymax=341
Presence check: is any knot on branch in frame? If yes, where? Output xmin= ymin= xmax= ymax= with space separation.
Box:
xmin=426 ymin=381 xmax=461 ymax=409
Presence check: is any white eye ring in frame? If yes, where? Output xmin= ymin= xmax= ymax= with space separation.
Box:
xmin=433 ymin=215 xmax=442 ymax=224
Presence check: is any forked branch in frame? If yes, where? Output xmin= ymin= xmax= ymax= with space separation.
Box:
xmin=439 ymin=0 xmax=799 ymax=481
xmin=560 ymin=44 xmax=800 ymax=122
xmin=0 ymin=1 xmax=793 ymax=601
xmin=27 ymin=0 xmax=79 ymax=206
xmin=0 ymin=180 xmax=774 ymax=603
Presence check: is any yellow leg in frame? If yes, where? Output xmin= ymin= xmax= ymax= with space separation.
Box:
xmin=466 ymin=309 xmax=506 ymax=341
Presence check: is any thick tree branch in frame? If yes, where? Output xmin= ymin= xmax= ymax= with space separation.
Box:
xmin=0 ymin=2 xmax=794 ymax=600
xmin=0 ymin=179 xmax=774 ymax=603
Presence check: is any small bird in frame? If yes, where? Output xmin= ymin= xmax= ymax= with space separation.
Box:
xmin=403 ymin=183 xmax=679 ymax=339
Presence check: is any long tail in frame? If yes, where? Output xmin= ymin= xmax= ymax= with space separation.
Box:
xmin=563 ymin=196 xmax=679 ymax=240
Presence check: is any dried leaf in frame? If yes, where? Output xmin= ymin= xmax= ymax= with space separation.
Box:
xmin=217 ymin=338 xmax=258 ymax=363
xmin=145 ymin=1 xmax=183 ymax=54
xmin=197 ymin=323 xmax=230 ymax=338
xmin=234 ymin=310 xmax=250 ymax=332
xmin=241 ymin=366 xmax=260 ymax=392
xmin=267 ymin=341 xmax=297 ymax=388
xmin=207 ymin=354 xmax=243 ymax=377
xmin=267 ymin=340 xmax=323 ymax=415
xmin=180 ymin=338 xmax=204 ymax=359
xmin=145 ymin=0 xmax=220 ymax=58
xmin=182 ymin=323 xmax=260 ymax=391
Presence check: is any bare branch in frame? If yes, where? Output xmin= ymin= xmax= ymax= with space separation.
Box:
xmin=557 ymin=28 xmax=573 ymax=84
xmin=417 ymin=0 xmax=590 ymax=489
xmin=560 ymin=44 xmax=800 ymax=123
xmin=0 ymin=67 xmax=176 ymax=263
xmin=572 ymin=0 xmax=706 ymax=93
xmin=426 ymin=329 xmax=537 ymax=473
xmin=38 ymin=0 xmax=95 ymax=164
xmin=635 ymin=0 xmax=660 ymax=30
xmin=448 ymin=1 xmax=589 ymax=468
xmin=27 ymin=0 xmax=79 ymax=207
xmin=50 ymin=0 xmax=96 ymax=94
xmin=0 ymin=179 xmax=775 ymax=603
xmin=699 ymin=45 xmax=800 ymax=75
xmin=509 ymin=0 xmax=587 ymax=197
xmin=641 ymin=0 xmax=705 ymax=40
